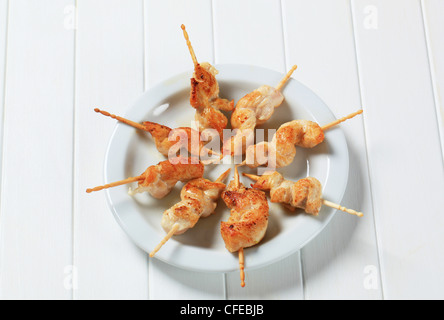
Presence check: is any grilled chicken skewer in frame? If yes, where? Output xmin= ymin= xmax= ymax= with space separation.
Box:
xmin=94 ymin=108 xmax=221 ymax=161
xmin=221 ymin=165 xmax=270 ymax=287
xmin=86 ymin=158 xmax=204 ymax=199
xmin=223 ymin=65 xmax=298 ymax=156
xmin=243 ymin=171 xmax=363 ymax=217
xmin=244 ymin=109 xmax=363 ymax=168
xmin=149 ymin=168 xmax=232 ymax=257
xmin=181 ymin=25 xmax=234 ymax=137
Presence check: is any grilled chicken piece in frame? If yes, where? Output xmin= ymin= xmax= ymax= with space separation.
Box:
xmin=244 ymin=171 xmax=363 ymax=217
xmin=144 ymin=122 xmax=218 ymax=159
xmin=220 ymin=170 xmax=269 ymax=253
xmin=245 ymin=120 xmax=324 ymax=168
xmin=244 ymin=110 xmax=363 ymax=169
xmin=161 ymin=168 xmax=231 ymax=235
xmin=94 ymin=108 xmax=215 ymax=159
xmin=128 ymin=159 xmax=204 ymax=198
xmin=271 ymin=120 xmax=324 ymax=168
xmin=182 ymin=25 xmax=234 ymax=137
xmin=250 ymin=171 xmax=322 ymax=215
xmin=149 ymin=168 xmax=231 ymax=258
xmin=223 ymin=66 xmax=297 ymax=155
xmin=86 ymin=158 xmax=204 ymax=199
xmin=190 ymin=62 xmax=234 ymax=113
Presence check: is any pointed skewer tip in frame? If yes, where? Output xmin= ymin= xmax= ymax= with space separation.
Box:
xmin=239 ymin=248 xmax=246 ymax=287
xmin=242 ymin=173 xmax=260 ymax=182
xmin=86 ymin=175 xmax=143 ymax=194
xmin=149 ymin=224 xmax=180 ymax=258
xmin=322 ymin=199 xmax=363 ymax=217
xmin=181 ymin=24 xmax=198 ymax=67
xmin=216 ymin=168 xmax=232 ymax=183
xmin=321 ymin=109 xmax=364 ymax=131
xmin=275 ymin=65 xmax=298 ymax=91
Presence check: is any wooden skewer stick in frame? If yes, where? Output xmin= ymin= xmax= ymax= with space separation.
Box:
xmin=239 ymin=248 xmax=246 ymax=287
xmin=86 ymin=175 xmax=143 ymax=193
xmin=242 ymin=173 xmax=260 ymax=182
xmin=94 ymin=108 xmax=147 ymax=132
xmin=181 ymin=24 xmax=198 ymax=67
xmin=96 ymin=107 xmax=223 ymax=161
xmin=149 ymin=168 xmax=230 ymax=257
xmin=322 ymin=200 xmax=364 ymax=217
xmin=215 ymin=168 xmax=232 ymax=183
xmin=275 ymin=65 xmax=298 ymax=91
xmin=233 ymin=164 xmax=246 ymax=287
xmin=242 ymin=173 xmax=363 ymax=217
xmin=234 ymin=163 xmax=244 ymax=189
xmin=149 ymin=224 xmax=180 ymax=258
xmin=237 ymin=160 xmax=247 ymax=168
xmin=321 ymin=109 xmax=363 ymax=131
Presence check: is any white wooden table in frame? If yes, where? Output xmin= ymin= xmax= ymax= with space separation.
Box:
xmin=0 ymin=0 xmax=443 ymax=300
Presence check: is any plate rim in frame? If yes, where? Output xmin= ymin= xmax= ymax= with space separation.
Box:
xmin=103 ymin=63 xmax=349 ymax=273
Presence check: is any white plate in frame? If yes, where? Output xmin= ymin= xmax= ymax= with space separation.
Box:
xmin=104 ymin=64 xmax=349 ymax=273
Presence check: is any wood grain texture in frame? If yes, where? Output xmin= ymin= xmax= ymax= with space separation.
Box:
xmin=144 ymin=0 xmax=225 ymax=299
xmin=352 ymin=0 xmax=444 ymax=299
xmin=422 ymin=0 xmax=444 ymax=162
xmin=73 ymin=0 xmax=149 ymax=299
xmin=0 ymin=0 xmax=75 ymax=299
xmin=282 ymin=0 xmax=382 ymax=300
xmin=213 ymin=0 xmax=303 ymax=299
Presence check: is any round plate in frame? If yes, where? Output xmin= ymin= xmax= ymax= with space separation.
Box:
xmin=104 ymin=64 xmax=349 ymax=273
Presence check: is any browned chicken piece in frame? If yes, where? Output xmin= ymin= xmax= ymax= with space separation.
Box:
xmin=149 ymin=169 xmax=231 ymax=258
xmin=193 ymin=97 xmax=231 ymax=138
xmin=245 ymin=120 xmax=324 ymax=168
xmin=223 ymin=66 xmax=297 ymax=156
xmin=271 ymin=120 xmax=325 ymax=167
xmin=161 ymin=168 xmax=231 ymax=235
xmin=144 ymin=122 xmax=215 ymax=159
xmin=86 ymin=158 xmax=204 ymax=199
xmin=220 ymin=165 xmax=269 ymax=287
xmin=182 ymin=25 xmax=234 ymax=137
xmin=221 ymin=168 xmax=269 ymax=253
xmin=128 ymin=158 xmax=204 ymax=198
xmin=244 ymin=171 xmax=364 ymax=217
xmin=243 ymin=110 xmax=363 ymax=169
xmin=94 ymin=108 xmax=216 ymax=159
xmin=249 ymin=171 xmax=323 ymax=215
xmin=190 ymin=62 xmax=234 ymax=113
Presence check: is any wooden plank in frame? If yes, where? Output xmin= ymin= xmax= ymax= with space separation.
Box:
xmin=352 ymin=0 xmax=444 ymax=299
xmin=0 ymin=0 xmax=75 ymax=299
xmin=74 ymin=0 xmax=149 ymax=299
xmin=225 ymin=254 xmax=302 ymax=299
xmin=0 ymin=0 xmax=7 ymax=182
xmin=0 ymin=0 xmax=6 ymax=296
xmin=282 ymin=0 xmax=382 ymax=299
xmin=213 ymin=0 xmax=285 ymax=72
xmin=212 ymin=0 xmax=303 ymax=299
xmin=144 ymin=0 xmax=225 ymax=299
xmin=144 ymin=0 xmax=214 ymax=87
xmin=148 ymin=262 xmax=225 ymax=300
xmin=422 ymin=0 xmax=444 ymax=162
